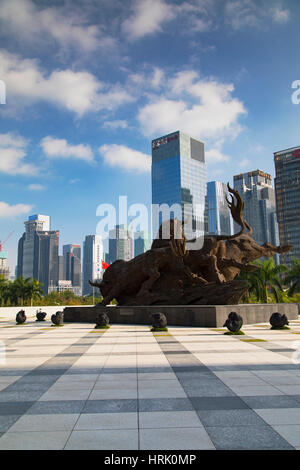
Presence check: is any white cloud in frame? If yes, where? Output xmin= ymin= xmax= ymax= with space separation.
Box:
xmin=225 ymin=0 xmax=290 ymax=30
xmin=122 ymin=0 xmax=174 ymax=40
xmin=0 ymin=0 xmax=114 ymax=52
xmin=28 ymin=184 xmax=45 ymax=191
xmin=137 ymin=71 xmax=246 ymax=140
xmin=0 ymin=132 xmax=38 ymax=175
xmin=103 ymin=120 xmax=128 ymax=130
xmin=0 ymin=49 xmax=133 ymax=116
xmin=41 ymin=137 xmax=94 ymax=163
xmin=99 ymin=144 xmax=151 ymax=173
xmin=238 ymin=158 xmax=250 ymax=168
xmin=205 ymin=147 xmax=230 ymax=164
xmin=0 ymin=201 xmax=33 ymax=218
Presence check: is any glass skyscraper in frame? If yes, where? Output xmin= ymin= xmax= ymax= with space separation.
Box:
xmin=151 ymin=130 xmax=207 ymax=240
xmin=207 ymin=181 xmax=232 ymax=236
xmin=82 ymin=235 xmax=103 ymax=296
xmin=274 ymin=146 xmax=300 ymax=266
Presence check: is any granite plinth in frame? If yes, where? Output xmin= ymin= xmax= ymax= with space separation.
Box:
xmin=63 ymin=303 xmax=299 ymax=328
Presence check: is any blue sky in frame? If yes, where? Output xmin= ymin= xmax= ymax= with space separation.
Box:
xmin=0 ymin=0 xmax=300 ymax=272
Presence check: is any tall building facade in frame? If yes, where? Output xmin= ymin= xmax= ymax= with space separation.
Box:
xmin=0 ymin=251 xmax=10 ymax=280
xmin=134 ymin=231 xmax=151 ymax=257
xmin=109 ymin=225 xmax=133 ymax=263
xmin=82 ymin=235 xmax=103 ymax=296
xmin=207 ymin=181 xmax=232 ymax=236
xmin=151 ymin=130 xmax=207 ymax=240
xmin=63 ymin=244 xmax=81 ymax=294
xmin=17 ymin=215 xmax=59 ymax=293
xmin=233 ymin=170 xmax=279 ymax=249
xmin=274 ymin=146 xmax=300 ymax=265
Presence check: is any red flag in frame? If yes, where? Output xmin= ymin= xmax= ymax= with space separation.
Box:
xmin=102 ymin=261 xmax=109 ymax=270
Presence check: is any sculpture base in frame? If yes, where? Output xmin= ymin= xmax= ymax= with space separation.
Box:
xmin=63 ymin=303 xmax=299 ymax=328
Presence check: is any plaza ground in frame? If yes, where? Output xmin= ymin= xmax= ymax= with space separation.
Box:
xmin=0 ymin=318 xmax=300 ymax=450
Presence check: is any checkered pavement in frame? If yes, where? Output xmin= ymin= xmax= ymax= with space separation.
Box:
xmin=0 ymin=317 xmax=300 ymax=450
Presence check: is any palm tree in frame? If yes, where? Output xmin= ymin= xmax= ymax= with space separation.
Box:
xmin=285 ymin=257 xmax=300 ymax=296
xmin=13 ymin=276 xmax=32 ymax=306
xmin=27 ymin=279 xmax=44 ymax=306
xmin=250 ymin=258 xmax=288 ymax=303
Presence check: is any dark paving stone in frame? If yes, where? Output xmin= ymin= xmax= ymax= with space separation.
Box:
xmin=241 ymin=395 xmax=300 ymax=409
xmin=172 ymin=366 xmax=208 ymax=373
xmin=26 ymin=400 xmax=86 ymax=415
xmin=0 ymin=415 xmax=22 ymax=432
xmin=190 ymin=396 xmax=250 ymax=411
xmin=183 ymin=381 xmax=236 ymax=398
xmin=205 ymin=425 xmax=293 ymax=450
xmin=139 ymin=398 xmax=194 ymax=412
xmin=197 ymin=409 xmax=267 ymax=427
xmin=0 ymin=401 xmax=35 ymax=415
xmin=0 ymin=370 xmax=27 ymax=377
xmin=20 ymin=374 xmax=61 ymax=384
xmin=27 ymin=368 xmax=69 ymax=376
xmin=176 ymin=371 xmax=217 ymax=381
xmin=83 ymin=399 xmax=138 ymax=414
xmin=0 ymin=390 xmax=43 ymax=402
xmin=163 ymin=351 xmax=191 ymax=355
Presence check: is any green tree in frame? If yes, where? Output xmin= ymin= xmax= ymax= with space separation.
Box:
xmin=13 ymin=276 xmax=32 ymax=306
xmin=285 ymin=258 xmax=300 ymax=297
xmin=249 ymin=259 xmax=288 ymax=303
xmin=0 ymin=276 xmax=9 ymax=306
xmin=27 ymin=279 xmax=44 ymax=306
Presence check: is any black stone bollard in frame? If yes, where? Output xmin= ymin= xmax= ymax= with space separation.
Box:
xmin=270 ymin=312 xmax=289 ymax=330
xmin=150 ymin=312 xmax=168 ymax=331
xmin=36 ymin=310 xmax=47 ymax=322
xmin=16 ymin=310 xmax=26 ymax=324
xmin=95 ymin=312 xmax=110 ymax=329
xmin=223 ymin=312 xmax=244 ymax=335
xmin=51 ymin=311 xmax=64 ymax=326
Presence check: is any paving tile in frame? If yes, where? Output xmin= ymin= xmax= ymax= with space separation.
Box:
xmin=255 ymin=408 xmax=300 ymax=425
xmin=139 ymin=411 xmax=203 ymax=429
xmin=8 ymin=413 xmax=79 ymax=432
xmin=74 ymin=412 xmax=138 ymax=430
xmin=0 ymin=401 xmax=35 ymax=415
xmin=89 ymin=389 xmax=138 ymax=400
xmin=140 ymin=427 xmax=215 ymax=450
xmin=0 ymin=415 xmax=21 ymax=433
xmin=0 ymin=431 xmax=71 ymax=450
xmin=82 ymin=399 xmax=138 ymax=414
xmin=38 ymin=389 xmax=91 ymax=401
xmin=65 ymin=429 xmax=139 ymax=450
xmin=139 ymin=397 xmax=194 ymax=412
xmin=226 ymin=385 xmax=284 ymax=396
xmin=190 ymin=396 xmax=249 ymax=411
xmin=272 ymin=425 xmax=300 ymax=447
xmin=26 ymin=400 xmax=85 ymax=415
xmin=196 ymin=409 xmax=267 ymax=427
xmin=241 ymin=395 xmax=300 ymax=409
xmin=205 ymin=425 xmax=293 ymax=450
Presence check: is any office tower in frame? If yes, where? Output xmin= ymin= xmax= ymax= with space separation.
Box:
xmin=58 ymin=255 xmax=64 ymax=281
xmin=207 ymin=181 xmax=232 ymax=236
xmin=233 ymin=170 xmax=279 ymax=249
xmin=63 ymin=244 xmax=81 ymax=294
xmin=83 ymin=235 xmax=103 ymax=296
xmin=151 ymin=130 xmax=207 ymax=240
xmin=0 ymin=251 xmax=10 ymax=279
xmin=16 ymin=214 xmax=59 ymax=293
xmin=109 ymin=225 xmax=133 ymax=264
xmin=274 ymin=146 xmax=300 ymax=265
xmin=134 ymin=231 xmax=151 ymax=257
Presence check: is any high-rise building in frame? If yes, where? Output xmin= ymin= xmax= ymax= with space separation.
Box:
xmin=17 ymin=215 xmax=59 ymax=293
xmin=274 ymin=146 xmax=300 ymax=265
xmin=134 ymin=231 xmax=151 ymax=257
xmin=151 ymin=130 xmax=207 ymax=240
xmin=82 ymin=235 xmax=103 ymax=296
xmin=0 ymin=251 xmax=10 ymax=279
xmin=109 ymin=225 xmax=133 ymax=263
xmin=233 ymin=170 xmax=279 ymax=251
xmin=62 ymin=244 xmax=81 ymax=294
xmin=207 ymin=181 xmax=232 ymax=236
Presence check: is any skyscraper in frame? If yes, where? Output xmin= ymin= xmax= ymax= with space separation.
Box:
xmin=274 ymin=146 xmax=300 ymax=265
xmin=82 ymin=235 xmax=103 ymax=296
xmin=207 ymin=181 xmax=232 ymax=236
xmin=233 ymin=170 xmax=279 ymax=250
xmin=63 ymin=244 xmax=81 ymax=294
xmin=134 ymin=231 xmax=151 ymax=257
xmin=151 ymin=130 xmax=207 ymax=240
xmin=17 ymin=215 xmax=59 ymax=293
xmin=109 ymin=225 xmax=133 ymax=263
xmin=0 ymin=251 xmax=10 ymax=280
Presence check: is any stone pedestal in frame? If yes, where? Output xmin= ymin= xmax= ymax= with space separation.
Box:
xmin=63 ymin=303 xmax=299 ymax=328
